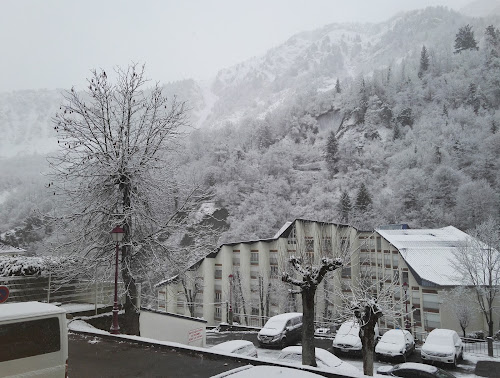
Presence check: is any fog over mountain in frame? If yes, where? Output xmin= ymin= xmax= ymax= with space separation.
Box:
xmin=1 ymin=5 xmax=500 ymax=252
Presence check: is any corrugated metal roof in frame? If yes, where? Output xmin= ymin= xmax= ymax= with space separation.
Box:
xmin=376 ymin=226 xmax=469 ymax=286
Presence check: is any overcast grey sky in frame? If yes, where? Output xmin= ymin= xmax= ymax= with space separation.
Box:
xmin=0 ymin=0 xmax=471 ymax=92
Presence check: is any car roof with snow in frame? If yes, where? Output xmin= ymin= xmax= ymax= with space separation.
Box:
xmin=211 ymin=340 xmax=255 ymax=352
xmin=428 ymin=328 xmax=457 ymax=337
xmin=265 ymin=312 xmax=302 ymax=322
xmin=0 ymin=301 xmax=66 ymax=321
xmin=394 ymin=362 xmax=439 ymax=373
xmin=212 ymin=365 xmax=325 ymax=378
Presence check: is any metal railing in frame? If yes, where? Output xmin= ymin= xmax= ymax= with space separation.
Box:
xmin=462 ymin=337 xmax=500 ymax=357
xmin=0 ymin=275 xmax=120 ymax=310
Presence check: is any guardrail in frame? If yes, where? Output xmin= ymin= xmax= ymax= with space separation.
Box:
xmin=0 ymin=275 xmax=121 ymax=308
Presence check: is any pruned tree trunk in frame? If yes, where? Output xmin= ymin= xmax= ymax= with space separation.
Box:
xmin=301 ymin=287 xmax=317 ymax=367
xmin=360 ymin=319 xmax=377 ymax=376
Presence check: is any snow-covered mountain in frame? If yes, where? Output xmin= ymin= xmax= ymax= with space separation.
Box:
xmin=0 ymin=79 xmax=209 ymax=158
xmin=204 ymin=6 xmax=467 ymax=128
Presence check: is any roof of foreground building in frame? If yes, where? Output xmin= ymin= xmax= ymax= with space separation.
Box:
xmin=376 ymin=226 xmax=470 ymax=287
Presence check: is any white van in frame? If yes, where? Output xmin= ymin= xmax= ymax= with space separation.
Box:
xmin=257 ymin=312 xmax=302 ymax=348
xmin=0 ymin=301 xmax=68 ymax=377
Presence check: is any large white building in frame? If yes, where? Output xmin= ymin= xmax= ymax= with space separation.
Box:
xmin=157 ymin=219 xmax=499 ymax=338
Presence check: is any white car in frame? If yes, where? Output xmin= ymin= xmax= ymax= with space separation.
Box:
xmin=211 ymin=340 xmax=258 ymax=358
xmin=331 ymin=320 xmax=379 ymax=355
xmin=276 ymin=346 xmax=362 ymax=377
xmin=421 ymin=329 xmax=463 ymax=367
xmin=375 ymin=329 xmax=415 ymax=361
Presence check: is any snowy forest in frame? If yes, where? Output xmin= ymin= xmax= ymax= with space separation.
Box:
xmin=1 ymin=6 xmax=500 ymax=259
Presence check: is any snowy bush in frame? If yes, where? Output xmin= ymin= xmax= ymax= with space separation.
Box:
xmin=0 ymin=256 xmax=45 ymax=276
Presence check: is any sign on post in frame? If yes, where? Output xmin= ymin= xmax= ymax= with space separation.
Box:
xmin=0 ymin=286 xmax=9 ymax=303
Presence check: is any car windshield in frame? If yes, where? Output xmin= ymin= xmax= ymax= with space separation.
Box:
xmin=264 ymin=319 xmax=284 ymax=330
xmin=337 ymin=323 xmax=358 ymax=336
xmin=382 ymin=332 xmax=403 ymax=344
xmin=427 ymin=334 xmax=453 ymax=346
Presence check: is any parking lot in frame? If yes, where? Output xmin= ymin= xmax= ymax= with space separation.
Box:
xmin=206 ymin=330 xmax=479 ymax=377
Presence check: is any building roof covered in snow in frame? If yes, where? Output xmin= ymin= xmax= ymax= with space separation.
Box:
xmin=0 ymin=241 xmax=26 ymax=256
xmin=376 ymin=226 xmax=470 ymax=287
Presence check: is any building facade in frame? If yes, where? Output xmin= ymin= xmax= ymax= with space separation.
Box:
xmin=157 ymin=220 xmax=499 ymax=338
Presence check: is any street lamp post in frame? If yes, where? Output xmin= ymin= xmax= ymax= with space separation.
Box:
xmin=110 ymin=226 xmax=125 ymax=334
xmin=228 ymin=274 xmax=233 ymax=325
xmin=402 ymin=281 xmax=410 ymax=332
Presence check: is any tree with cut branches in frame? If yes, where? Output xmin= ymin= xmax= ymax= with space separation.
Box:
xmin=451 ymin=217 xmax=500 ymax=356
xmin=280 ymin=222 xmax=352 ymax=367
xmin=48 ymin=63 xmax=208 ymax=334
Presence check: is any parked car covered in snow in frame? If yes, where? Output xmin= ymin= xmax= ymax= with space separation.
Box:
xmin=375 ymin=329 xmax=415 ymax=361
xmin=421 ymin=329 xmax=463 ymax=367
xmin=377 ymin=362 xmax=456 ymax=377
xmin=212 ymin=365 xmax=325 ymax=378
xmin=257 ymin=313 xmax=302 ymax=348
xmin=211 ymin=340 xmax=258 ymax=358
xmin=331 ymin=320 xmax=379 ymax=355
xmin=276 ymin=346 xmax=362 ymax=377
xmin=420 ymin=328 xmax=464 ymax=366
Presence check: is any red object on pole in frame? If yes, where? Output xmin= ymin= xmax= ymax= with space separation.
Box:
xmin=403 ymin=281 xmax=409 ymax=331
xmin=110 ymin=241 xmax=121 ymax=334
xmin=110 ymin=226 xmax=124 ymax=335
xmin=228 ymin=274 xmax=234 ymax=325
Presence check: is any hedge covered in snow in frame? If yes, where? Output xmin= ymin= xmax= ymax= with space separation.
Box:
xmin=0 ymin=256 xmax=46 ymax=276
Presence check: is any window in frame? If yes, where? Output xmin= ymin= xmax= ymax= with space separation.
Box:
xmin=393 ymin=269 xmax=399 ymax=283
xmin=376 ymin=237 xmax=381 ymax=250
xmin=423 ymin=293 xmax=440 ymax=311
xmin=251 ymin=307 xmax=259 ymax=316
xmin=250 ymin=269 xmax=259 ymax=279
xmin=305 ymin=238 xmax=314 ymax=252
xmin=270 ymin=252 xmax=278 ymax=266
xmin=233 ymin=252 xmax=240 ymax=266
xmin=270 ymin=265 xmax=279 ymax=279
xmin=215 ymin=292 xmax=222 ymax=303
xmin=215 ymin=306 xmax=221 ymax=320
xmin=288 ymin=227 xmax=297 ymax=245
xmin=341 ymin=266 xmax=351 ymax=278
xmin=250 ymin=251 xmax=259 ymax=265
xmin=0 ymin=317 xmax=61 ymax=362
xmin=322 ymin=238 xmax=332 ymax=253
xmin=215 ymin=269 xmax=222 ymax=279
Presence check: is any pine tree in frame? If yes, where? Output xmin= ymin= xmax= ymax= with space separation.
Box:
xmin=454 ymin=24 xmax=479 ymax=54
xmin=467 ymin=83 xmax=480 ymax=115
xmin=418 ymin=45 xmax=430 ymax=78
xmin=355 ymin=183 xmax=372 ymax=212
xmin=393 ymin=124 xmax=401 ymax=141
xmin=325 ymin=131 xmax=339 ymax=176
xmin=442 ymin=104 xmax=448 ymax=117
xmin=338 ymin=191 xmax=352 ymax=222
xmin=335 ymin=78 xmax=341 ymax=94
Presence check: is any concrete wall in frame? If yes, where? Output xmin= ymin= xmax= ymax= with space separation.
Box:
xmin=139 ymin=308 xmax=207 ymax=347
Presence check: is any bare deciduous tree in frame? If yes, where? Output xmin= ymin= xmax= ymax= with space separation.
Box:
xmin=452 ymin=217 xmax=500 ymax=356
xmin=442 ymin=286 xmax=476 ymax=337
xmin=48 ymin=63 xmax=207 ymax=334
